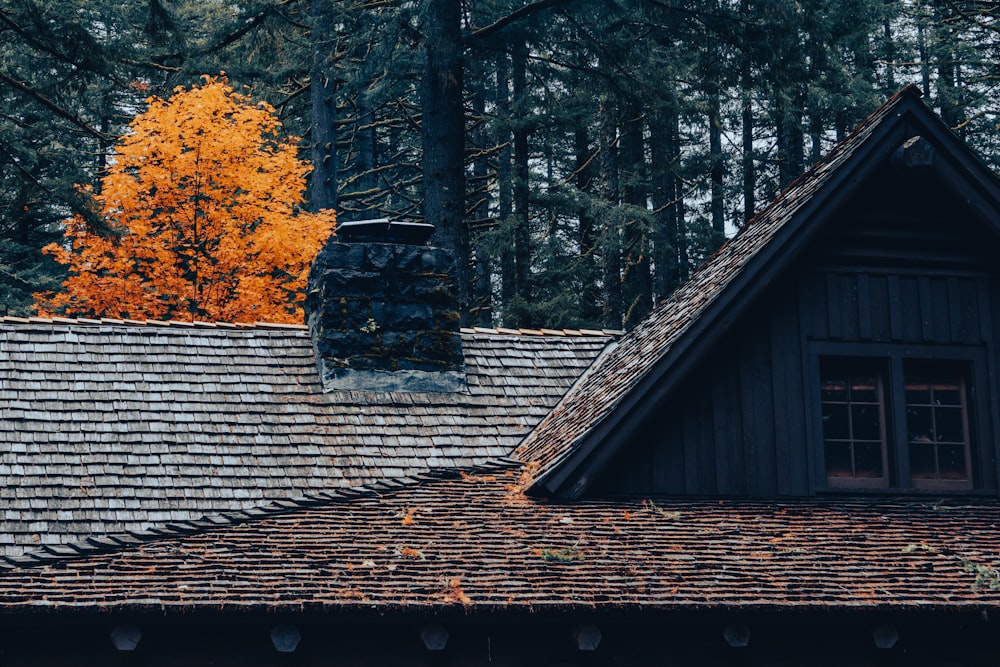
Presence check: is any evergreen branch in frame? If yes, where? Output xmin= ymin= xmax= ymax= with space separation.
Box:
xmin=560 ymin=146 xmax=601 ymax=186
xmin=0 ymin=7 xmax=104 ymax=75
xmin=273 ymin=82 xmax=310 ymax=110
xmin=272 ymin=6 xmax=311 ymax=31
xmin=202 ymin=8 xmax=276 ymax=55
xmin=0 ymin=69 xmax=108 ymax=140
xmin=945 ymin=0 xmax=1000 ymax=35
xmin=0 ymin=8 xmax=64 ymax=65
xmin=467 ymin=0 xmax=578 ymax=43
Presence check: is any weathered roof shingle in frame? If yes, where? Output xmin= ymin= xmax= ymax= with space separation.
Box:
xmin=0 ymin=319 xmax=611 ymax=556
xmin=1 ymin=470 xmax=997 ymax=612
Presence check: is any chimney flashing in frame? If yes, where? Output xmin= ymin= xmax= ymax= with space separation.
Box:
xmin=336 ymin=218 xmax=435 ymax=245
xmin=319 ymin=368 xmax=467 ymax=393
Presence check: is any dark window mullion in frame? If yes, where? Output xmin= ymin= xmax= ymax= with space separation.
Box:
xmin=928 ymin=383 xmax=941 ymax=477
xmin=876 ymin=370 xmax=890 ymax=484
xmin=889 ymin=356 xmax=909 ymax=487
xmin=958 ymin=376 xmax=974 ymax=482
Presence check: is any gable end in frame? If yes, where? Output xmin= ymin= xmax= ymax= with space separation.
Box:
xmin=526 ymin=88 xmax=1000 ymax=500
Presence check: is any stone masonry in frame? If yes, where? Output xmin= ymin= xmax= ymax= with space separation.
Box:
xmin=305 ymin=221 xmax=466 ymax=392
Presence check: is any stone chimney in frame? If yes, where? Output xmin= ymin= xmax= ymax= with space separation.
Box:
xmin=305 ymin=219 xmax=465 ymax=393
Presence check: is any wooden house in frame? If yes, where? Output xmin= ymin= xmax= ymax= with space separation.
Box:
xmin=0 ymin=86 xmax=997 ymax=666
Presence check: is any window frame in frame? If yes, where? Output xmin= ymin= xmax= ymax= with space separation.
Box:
xmin=902 ymin=359 xmax=975 ymax=490
xmin=819 ymin=358 xmax=891 ymax=489
xmin=808 ymin=343 xmax=991 ymax=494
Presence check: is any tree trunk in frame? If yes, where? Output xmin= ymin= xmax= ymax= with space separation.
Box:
xmin=512 ymin=38 xmax=531 ymax=319
xmin=708 ymin=90 xmax=725 ymax=240
xmin=620 ymin=101 xmax=651 ymax=329
xmin=917 ymin=3 xmax=932 ymax=99
xmin=931 ymin=1 xmax=961 ymax=131
xmin=650 ymin=119 xmax=673 ymax=300
xmin=775 ymin=88 xmax=804 ymax=188
xmin=469 ymin=89 xmax=493 ymax=326
xmin=650 ymin=106 xmax=686 ymax=298
xmin=706 ymin=0 xmax=725 ymax=241
xmin=670 ymin=110 xmax=689 ymax=284
xmin=356 ymin=84 xmax=377 ymax=198
xmin=422 ymin=0 xmax=469 ymax=321
xmin=740 ymin=0 xmax=755 ymax=225
xmin=882 ymin=1 xmax=896 ymax=90
xmin=599 ymin=95 xmax=622 ymax=328
xmin=575 ymin=127 xmax=601 ymax=326
xmin=309 ymin=0 xmax=337 ymax=212
xmin=495 ymin=53 xmax=516 ymax=327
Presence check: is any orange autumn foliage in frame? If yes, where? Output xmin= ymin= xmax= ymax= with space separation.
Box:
xmin=35 ymin=77 xmax=335 ymax=323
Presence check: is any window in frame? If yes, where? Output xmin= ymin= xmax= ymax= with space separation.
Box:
xmin=904 ymin=361 xmax=973 ymax=489
xmin=818 ymin=356 xmax=975 ymax=491
xmin=820 ymin=361 xmax=889 ymax=488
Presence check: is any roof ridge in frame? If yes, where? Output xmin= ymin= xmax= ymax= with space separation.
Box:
xmin=460 ymin=327 xmax=620 ymax=337
xmin=0 ymin=459 xmax=522 ymax=572
xmin=0 ymin=316 xmax=309 ymax=330
xmin=0 ymin=318 xmax=622 ymax=336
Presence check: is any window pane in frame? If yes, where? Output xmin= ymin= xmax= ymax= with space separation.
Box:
xmin=935 ymin=385 xmax=962 ymax=405
xmin=939 ymin=445 xmax=968 ymax=479
xmin=822 ymin=404 xmax=849 ymax=440
xmin=905 ymin=381 xmax=931 ymax=405
xmin=850 ymin=376 xmax=878 ymax=403
xmin=852 ymin=404 xmax=881 ymax=441
xmin=821 ymin=378 xmax=847 ymax=402
xmin=854 ymin=442 xmax=884 ymax=477
xmin=825 ymin=441 xmax=853 ymax=477
xmin=910 ymin=442 xmax=936 ymax=478
xmin=935 ymin=407 xmax=964 ymax=443
xmin=906 ymin=406 xmax=933 ymax=443
xmin=820 ymin=359 xmax=887 ymax=487
xmin=904 ymin=361 xmax=972 ymax=487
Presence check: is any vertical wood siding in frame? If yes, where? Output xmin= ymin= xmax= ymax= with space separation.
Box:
xmin=593 ymin=220 xmax=999 ymax=496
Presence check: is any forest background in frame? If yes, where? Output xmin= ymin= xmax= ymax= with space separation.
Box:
xmin=1 ymin=0 xmax=998 ymax=329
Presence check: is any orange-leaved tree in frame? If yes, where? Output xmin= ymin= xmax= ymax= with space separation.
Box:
xmin=35 ymin=76 xmax=335 ymax=324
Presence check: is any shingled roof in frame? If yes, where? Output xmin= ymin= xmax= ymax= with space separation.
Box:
xmin=1 ymin=469 xmax=997 ymax=612
xmin=4 ymin=88 xmax=1000 ymax=624
xmin=520 ymin=85 xmax=1000 ymax=498
xmin=0 ymin=317 xmax=611 ymax=557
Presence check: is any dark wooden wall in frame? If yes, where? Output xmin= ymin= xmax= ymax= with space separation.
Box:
xmin=0 ymin=615 xmax=997 ymax=667
xmin=592 ymin=179 xmax=1000 ymax=497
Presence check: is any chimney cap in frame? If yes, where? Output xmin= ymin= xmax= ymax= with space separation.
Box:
xmin=337 ymin=219 xmax=435 ymax=245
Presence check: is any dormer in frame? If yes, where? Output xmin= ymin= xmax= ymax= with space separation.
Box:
xmin=521 ymin=86 xmax=1000 ymax=499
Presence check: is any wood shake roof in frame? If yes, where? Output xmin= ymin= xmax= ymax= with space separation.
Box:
xmin=0 ymin=469 xmax=997 ymax=612
xmin=0 ymin=318 xmax=611 ymax=557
